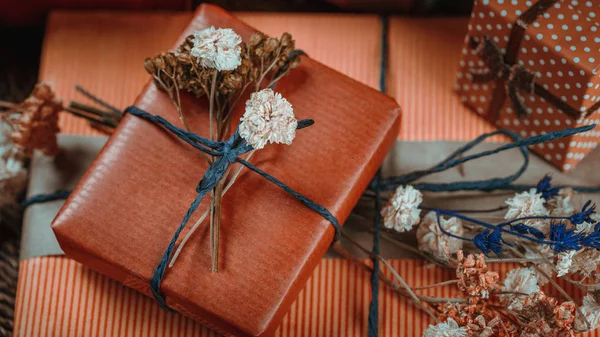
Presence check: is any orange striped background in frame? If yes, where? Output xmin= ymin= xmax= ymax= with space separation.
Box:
xmin=14 ymin=11 xmax=590 ymax=337
xmin=15 ymin=257 xmax=600 ymax=337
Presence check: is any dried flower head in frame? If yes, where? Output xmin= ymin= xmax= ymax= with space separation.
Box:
xmin=465 ymin=315 xmax=501 ymax=337
xmin=515 ymin=292 xmax=575 ymax=336
xmin=455 ymin=250 xmax=499 ymax=302
xmin=575 ymin=293 xmax=600 ymax=331
xmin=9 ymin=82 xmax=62 ymax=157
xmin=569 ymin=248 xmax=600 ymax=278
xmin=505 ymin=188 xmax=549 ymax=232
xmin=548 ymin=187 xmax=575 ymax=216
xmin=423 ymin=318 xmax=468 ymax=337
xmin=239 ymin=89 xmax=297 ymax=149
xmin=191 ymin=27 xmax=242 ymax=71
xmin=416 ymin=211 xmax=464 ymax=260
xmin=555 ymin=250 xmax=577 ymax=277
xmin=501 ymin=267 xmax=540 ymax=311
xmin=381 ymin=185 xmax=422 ymax=232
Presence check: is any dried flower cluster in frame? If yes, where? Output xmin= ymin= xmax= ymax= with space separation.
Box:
xmin=5 ymin=83 xmax=62 ymax=157
xmin=0 ymin=82 xmax=63 ymax=208
xmin=416 ymin=211 xmax=464 ymax=260
xmin=381 ymin=185 xmax=422 ymax=232
xmin=455 ymin=250 xmax=498 ymax=301
xmin=145 ymin=27 xmax=303 ymax=273
xmin=239 ymin=89 xmax=297 ymax=149
xmin=144 ymin=27 xmax=301 ymax=127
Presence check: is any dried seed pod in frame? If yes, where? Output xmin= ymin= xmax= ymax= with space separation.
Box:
xmin=263 ymin=37 xmax=280 ymax=54
xmin=144 ymin=58 xmax=156 ymax=74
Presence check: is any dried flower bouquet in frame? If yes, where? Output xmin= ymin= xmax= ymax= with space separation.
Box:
xmin=143 ymin=27 xmax=302 ymax=272
xmin=341 ymin=127 xmax=600 ymax=336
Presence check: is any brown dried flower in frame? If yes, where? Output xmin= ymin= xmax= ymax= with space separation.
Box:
xmin=515 ymin=292 xmax=575 ymax=337
xmin=9 ymin=82 xmax=62 ymax=157
xmin=455 ymin=250 xmax=499 ymax=302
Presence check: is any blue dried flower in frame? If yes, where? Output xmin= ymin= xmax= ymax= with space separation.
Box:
xmin=473 ymin=229 xmax=503 ymax=256
xmin=581 ymin=231 xmax=600 ymax=250
xmin=536 ymin=174 xmax=560 ymax=200
xmin=549 ymin=222 xmax=582 ymax=252
xmin=595 ymin=222 xmax=600 ymax=232
xmin=510 ymin=223 xmax=545 ymax=240
xmin=570 ymin=201 xmax=596 ymax=225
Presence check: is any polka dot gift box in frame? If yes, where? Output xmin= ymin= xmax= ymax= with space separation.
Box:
xmin=455 ymin=0 xmax=600 ymax=171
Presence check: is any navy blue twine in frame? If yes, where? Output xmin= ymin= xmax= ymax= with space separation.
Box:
xmin=367 ymin=14 xmax=389 ymax=337
xmin=124 ymin=105 xmax=342 ymax=310
xmin=21 ymin=189 xmax=72 ymax=210
xmin=374 ymin=124 xmax=596 ymax=193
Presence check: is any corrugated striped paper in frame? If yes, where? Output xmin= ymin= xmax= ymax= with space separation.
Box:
xmin=14 ymin=11 xmax=592 ymax=337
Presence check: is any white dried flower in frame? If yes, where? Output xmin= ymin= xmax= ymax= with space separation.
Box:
xmin=555 ymin=250 xmax=577 ymax=277
xmin=239 ymin=89 xmax=297 ymax=150
xmin=569 ymin=248 xmax=600 ymax=278
xmin=501 ymin=267 xmax=540 ymax=311
xmin=381 ymin=185 xmax=422 ymax=232
xmin=576 ymin=221 xmax=596 ymax=234
xmin=416 ymin=211 xmax=463 ymax=260
xmin=505 ymin=188 xmax=549 ymax=232
xmin=191 ymin=26 xmax=242 ymax=71
xmin=423 ymin=318 xmax=467 ymax=337
xmin=575 ymin=294 xmax=600 ymax=331
xmin=548 ymin=188 xmax=575 ymax=216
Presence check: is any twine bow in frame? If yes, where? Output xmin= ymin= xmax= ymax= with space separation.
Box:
xmin=125 ymin=106 xmax=341 ymax=310
xmin=467 ymin=36 xmax=536 ymax=118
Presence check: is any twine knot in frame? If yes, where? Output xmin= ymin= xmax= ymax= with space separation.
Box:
xmin=467 ymin=35 xmax=536 ymax=118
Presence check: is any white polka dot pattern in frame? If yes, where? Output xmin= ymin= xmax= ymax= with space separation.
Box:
xmin=456 ymin=0 xmax=600 ymax=172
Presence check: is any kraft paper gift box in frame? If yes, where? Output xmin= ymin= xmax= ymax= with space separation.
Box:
xmin=49 ymin=5 xmax=400 ymax=336
xmin=455 ymin=0 xmax=600 ymax=171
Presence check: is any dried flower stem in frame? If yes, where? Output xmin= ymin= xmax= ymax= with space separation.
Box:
xmin=154 ymin=71 xmax=191 ymax=132
xmin=169 ymin=150 xmax=256 ymax=268
xmin=211 ymin=178 xmax=224 ymax=272
xmin=209 ymin=71 xmax=218 ymax=141
xmin=410 ymin=279 xmax=459 ymax=291
xmin=378 ymin=256 xmax=441 ymax=323
xmin=333 ymin=241 xmax=466 ymax=304
xmin=255 ymin=50 xmax=282 ymax=91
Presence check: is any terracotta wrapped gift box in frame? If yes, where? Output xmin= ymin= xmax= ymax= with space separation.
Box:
xmin=51 ymin=4 xmax=400 ymax=337
xmin=455 ymin=0 xmax=600 ymax=171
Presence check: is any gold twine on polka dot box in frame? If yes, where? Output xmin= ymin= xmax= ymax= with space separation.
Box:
xmin=455 ymin=0 xmax=600 ymax=171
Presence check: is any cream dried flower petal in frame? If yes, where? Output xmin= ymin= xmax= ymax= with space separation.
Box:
xmin=569 ymin=248 xmax=600 ymax=278
xmin=548 ymin=188 xmax=575 ymax=216
xmin=423 ymin=318 xmax=467 ymax=337
xmin=501 ymin=267 xmax=540 ymax=311
xmin=381 ymin=185 xmax=422 ymax=232
xmin=505 ymin=188 xmax=549 ymax=232
xmin=575 ymin=294 xmax=600 ymax=331
xmin=416 ymin=211 xmax=464 ymax=260
xmin=555 ymin=250 xmax=577 ymax=277
xmin=191 ymin=26 xmax=242 ymax=71
xmin=239 ymin=89 xmax=297 ymax=150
